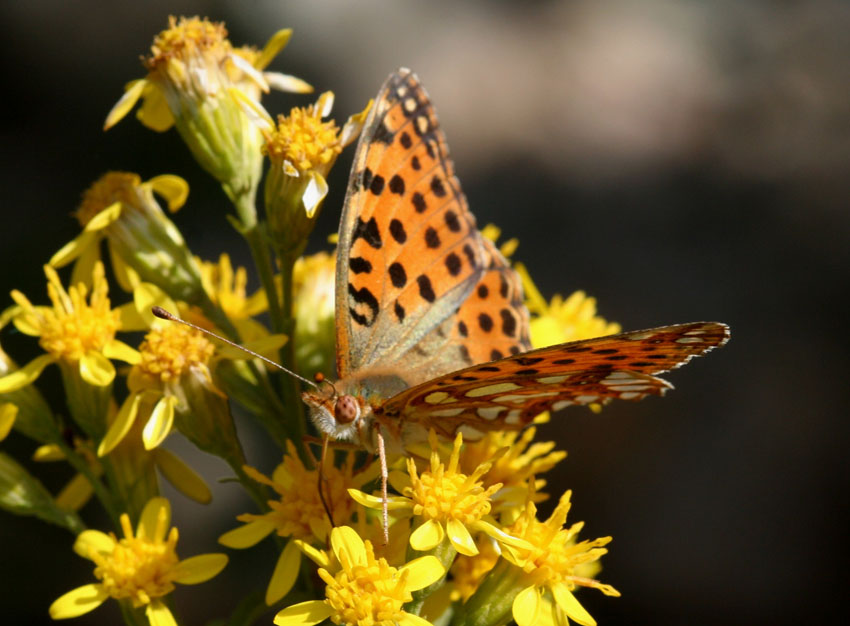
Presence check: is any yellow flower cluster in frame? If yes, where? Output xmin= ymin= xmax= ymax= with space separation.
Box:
xmin=0 ymin=15 xmax=638 ymax=626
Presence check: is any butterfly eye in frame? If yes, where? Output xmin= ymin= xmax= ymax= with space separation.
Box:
xmin=334 ymin=395 xmax=359 ymax=424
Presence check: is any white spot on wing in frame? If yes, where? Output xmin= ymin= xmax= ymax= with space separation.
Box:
xmin=494 ymin=392 xmax=558 ymax=404
xmin=477 ymin=407 xmax=505 ymax=421
xmin=552 ymin=400 xmax=574 ymax=411
xmin=425 ymin=391 xmax=449 ymax=404
xmin=576 ymin=395 xmax=599 ymax=404
xmin=676 ymin=337 xmax=703 ymax=344
xmin=430 ymin=407 xmax=464 ymax=417
xmin=465 ymin=382 xmax=522 ymax=398
xmin=504 ymin=410 xmax=522 ymax=425
xmin=537 ymin=375 xmax=570 ymax=384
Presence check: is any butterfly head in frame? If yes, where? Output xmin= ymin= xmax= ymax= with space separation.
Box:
xmin=302 ymin=385 xmax=371 ymax=446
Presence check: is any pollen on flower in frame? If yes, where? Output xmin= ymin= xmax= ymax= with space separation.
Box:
xmin=407 ymin=432 xmax=501 ymax=526
xmin=13 ymin=264 xmax=119 ymax=362
xmin=239 ymin=442 xmax=358 ymax=541
xmin=264 ymin=104 xmax=342 ymax=174
xmin=146 ymin=16 xmax=229 ymax=70
xmin=319 ymin=540 xmax=411 ymax=626
xmin=90 ymin=512 xmax=180 ymax=607
xmin=506 ymin=490 xmax=619 ymax=597
xmin=137 ymin=323 xmax=214 ymax=382
xmin=75 ymin=172 xmax=142 ymax=227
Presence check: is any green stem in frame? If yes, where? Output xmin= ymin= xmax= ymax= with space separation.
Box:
xmin=55 ymin=438 xmax=121 ymax=529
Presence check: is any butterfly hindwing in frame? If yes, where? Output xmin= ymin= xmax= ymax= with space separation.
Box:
xmin=377 ymin=322 xmax=730 ymax=439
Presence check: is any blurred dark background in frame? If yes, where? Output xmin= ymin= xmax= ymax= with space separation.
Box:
xmin=1 ymin=1 xmax=848 ymax=624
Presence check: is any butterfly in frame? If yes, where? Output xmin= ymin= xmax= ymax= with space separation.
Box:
xmin=301 ymin=68 xmax=729 ymax=461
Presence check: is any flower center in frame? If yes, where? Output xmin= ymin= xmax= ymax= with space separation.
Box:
xmin=75 ymin=172 xmax=141 ymax=227
xmin=410 ymin=463 xmax=497 ymax=526
xmin=91 ymin=526 xmax=179 ymax=606
xmin=321 ymin=544 xmax=409 ymax=626
xmin=147 ymin=16 xmax=229 ymax=67
xmin=35 ymin=266 xmax=118 ymax=361
xmin=137 ymin=324 xmax=214 ymax=382
xmin=264 ymin=105 xmax=342 ymax=174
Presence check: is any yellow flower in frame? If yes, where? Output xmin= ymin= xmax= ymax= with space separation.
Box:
xmin=0 ymin=264 xmax=138 ymax=435
xmin=104 ymin=17 xmax=311 ymax=208
xmin=274 ymin=526 xmax=444 ymax=626
xmin=449 ymin=535 xmax=501 ymax=602
xmin=459 ymin=426 xmax=566 ymax=517
xmin=257 ymin=91 xmax=369 ymax=253
xmin=0 ymin=402 xmax=16 ymax=441
xmin=32 ymin=437 xmax=103 ymax=512
xmin=350 ymin=431 xmax=528 ymax=557
xmin=293 ymin=250 xmax=336 ymax=378
xmin=49 ymin=497 xmax=227 ymax=624
xmin=501 ymin=490 xmax=620 ymax=626
xmin=49 ymin=172 xmax=202 ymax=301
xmin=517 ymin=263 xmax=620 ymax=349
xmin=219 ymin=443 xmax=368 ymax=605
xmin=99 ymin=284 xmax=227 ymax=457
xmin=197 ymin=253 xmax=267 ymax=337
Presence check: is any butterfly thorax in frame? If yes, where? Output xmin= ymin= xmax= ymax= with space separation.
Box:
xmin=301 ymin=370 xmax=416 ymax=453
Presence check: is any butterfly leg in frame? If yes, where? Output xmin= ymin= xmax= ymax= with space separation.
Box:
xmin=375 ymin=427 xmax=389 ymax=545
xmin=317 ymin=434 xmax=335 ymax=528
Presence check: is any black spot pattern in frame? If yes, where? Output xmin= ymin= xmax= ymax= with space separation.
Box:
xmin=351 ymin=217 xmax=382 ymax=249
xmin=349 ymin=257 xmax=372 ymax=274
xmin=463 ymin=244 xmax=476 ymax=267
xmin=552 ymin=358 xmax=576 ymax=365
xmin=389 ymin=175 xmax=405 ymax=195
xmin=372 ymin=121 xmax=394 ymax=144
xmin=389 ymin=219 xmax=407 ymax=243
xmin=431 ymin=176 xmax=446 ymax=197
xmin=515 ymin=368 xmax=539 ymax=376
xmin=369 ymin=174 xmax=385 ymax=195
xmin=490 ymin=349 xmax=503 ymax=360
xmin=348 ymin=284 xmax=378 ymax=327
xmin=389 ymin=262 xmax=407 ymax=288
xmin=516 ymin=356 xmax=544 ymax=366
xmin=566 ymin=346 xmax=593 ymax=353
xmin=593 ymin=348 xmax=618 ymax=355
xmin=411 ymin=156 xmax=421 ymax=170
xmin=500 ymin=309 xmax=516 ymax=337
xmin=417 ymin=275 xmax=436 ymax=302
xmin=444 ymin=210 xmax=461 ymax=232
xmin=412 ymin=192 xmax=427 ymax=213
xmin=478 ymin=365 xmax=500 ymax=372
xmin=445 ymin=253 xmax=462 ymax=276
xmin=478 ymin=313 xmax=494 ymax=332
xmin=477 ymin=285 xmax=489 ymax=299
xmin=361 ymin=167 xmax=373 ymax=192
xmin=394 ymin=301 xmax=405 ymax=322
xmin=458 ymin=321 xmax=468 ymax=337
xmin=399 ymin=132 xmax=412 ymax=149
xmin=499 ymin=274 xmax=509 ymax=298
xmin=425 ymin=227 xmax=440 ymax=248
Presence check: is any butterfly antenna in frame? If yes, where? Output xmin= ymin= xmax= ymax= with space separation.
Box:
xmin=151 ymin=306 xmax=318 ymax=390
xmin=314 ymin=372 xmax=339 ymax=398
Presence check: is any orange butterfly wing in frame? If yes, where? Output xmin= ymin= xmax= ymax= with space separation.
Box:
xmin=335 ymin=69 xmax=528 ymax=385
xmin=377 ymin=322 xmax=730 ymax=440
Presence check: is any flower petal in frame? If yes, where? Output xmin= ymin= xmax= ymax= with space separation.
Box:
xmin=49 ymin=231 xmax=98 ymax=268
xmin=104 ymin=79 xmax=146 ymax=130
xmin=229 ymin=86 xmax=274 ymax=131
xmin=32 ymin=444 xmax=65 ymax=462
xmin=98 ymin=392 xmax=142 ymax=456
xmin=255 ymin=28 xmax=292 ymax=70
xmin=302 ymin=172 xmax=328 ymax=219
xmin=173 ymin=553 xmax=228 ymax=584
xmin=134 ymin=283 xmax=178 ymax=328
xmin=447 ymin=518 xmax=478 ymax=556
xmin=0 ymin=354 xmax=54 ymax=393
xmin=102 ymin=339 xmax=141 ymax=365
xmin=264 ymin=72 xmax=314 ymax=94
xmin=273 ymin=600 xmax=333 ymax=626
xmin=473 ymin=519 xmax=534 ymax=550
xmin=146 ymin=599 xmax=178 ymax=626
xmin=387 ymin=469 xmax=411 ymax=493
xmin=139 ymin=496 xmax=171 ymax=540
xmin=266 ymin=540 xmax=301 ymax=605
xmin=143 ymin=395 xmax=176 ymax=450
xmin=398 ymin=613 xmax=437 ymax=626
xmin=69 ymin=239 xmax=102 ymax=290
xmin=79 ymin=350 xmax=115 ymax=387
xmin=330 ymin=525 xmax=366 ymax=568
xmin=218 ymin=519 xmax=276 ymax=548
xmin=551 ymin=582 xmax=596 ymax=626
xmin=84 ymin=201 xmax=122 ymax=232
xmin=73 ymin=530 xmax=115 ymax=560
xmin=399 ymin=555 xmax=445 ymax=592
xmin=49 ymin=583 xmax=108 ymax=619
xmin=136 ymin=81 xmax=174 ymax=132
xmin=346 ymin=488 xmax=410 ymax=510
xmin=409 ymin=519 xmax=444 ymax=552
xmin=293 ymin=539 xmax=330 ymax=568
xmin=513 ymin=585 xmax=542 ymax=626
xmin=56 ymin=472 xmax=95 ymax=512
xmin=148 ymin=175 xmax=189 ymax=212
xmin=0 ymin=403 xmax=17 ymax=440
xmin=151 ymin=448 xmax=212 ymax=504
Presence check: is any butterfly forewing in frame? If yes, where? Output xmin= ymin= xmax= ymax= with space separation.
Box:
xmin=336 ymin=69 xmax=512 ymax=382
xmin=378 ymin=322 xmax=730 ymax=439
